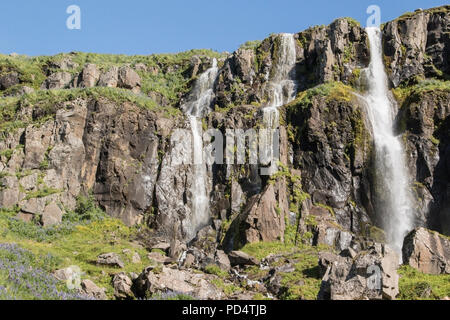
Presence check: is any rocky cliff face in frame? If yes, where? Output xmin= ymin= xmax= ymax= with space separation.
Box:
xmin=383 ymin=6 xmax=450 ymax=87
xmin=0 ymin=6 xmax=449 ymax=282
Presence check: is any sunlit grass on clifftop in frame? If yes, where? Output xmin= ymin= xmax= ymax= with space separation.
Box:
xmin=287 ymin=81 xmax=354 ymax=109
xmin=392 ymin=79 xmax=450 ymax=107
xmin=0 ymin=49 xmax=226 ymax=108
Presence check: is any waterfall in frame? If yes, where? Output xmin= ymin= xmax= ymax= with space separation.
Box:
xmin=182 ymin=59 xmax=219 ymax=240
xmin=261 ymin=33 xmax=297 ymax=174
xmin=364 ymin=27 xmax=414 ymax=255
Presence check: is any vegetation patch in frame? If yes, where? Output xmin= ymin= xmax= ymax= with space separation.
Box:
xmin=398 ymin=265 xmax=450 ymax=300
xmin=0 ymin=243 xmax=89 ymax=300
xmin=290 ymin=81 xmax=354 ymax=108
xmin=204 ymin=264 xmax=229 ymax=278
xmin=278 ymin=249 xmax=322 ymax=300
xmin=0 ymin=194 xmax=152 ymax=299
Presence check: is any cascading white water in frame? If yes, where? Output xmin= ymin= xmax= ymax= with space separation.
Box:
xmin=364 ymin=27 xmax=414 ymax=254
xmin=261 ymin=33 xmax=297 ymax=173
xmin=182 ymin=59 xmax=219 ymax=240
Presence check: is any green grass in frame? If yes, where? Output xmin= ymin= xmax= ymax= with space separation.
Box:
xmin=0 ymin=54 xmax=48 ymax=90
xmin=289 ymin=81 xmax=354 ymax=109
xmin=240 ymin=241 xmax=296 ymax=260
xmin=23 ymin=186 xmax=61 ymax=201
xmin=0 ymin=195 xmax=154 ymax=299
xmin=0 ymin=218 xmax=151 ymax=299
xmin=204 ymin=264 xmax=229 ymax=278
xmin=398 ymin=265 xmax=450 ymax=300
xmin=210 ymin=278 xmax=241 ymax=296
xmin=239 ymin=40 xmax=262 ymax=50
xmin=278 ymin=249 xmax=323 ymax=300
xmin=241 ymin=241 xmax=326 ymax=300
xmin=0 ymin=49 xmax=226 ymax=108
xmin=392 ymin=79 xmax=450 ymax=108
xmin=395 ymin=5 xmax=449 ymax=22
xmin=342 ymin=17 xmax=361 ymax=27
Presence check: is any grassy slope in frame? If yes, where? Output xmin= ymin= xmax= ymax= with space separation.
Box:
xmin=0 ymin=198 xmax=153 ymax=300
xmin=398 ymin=266 xmax=450 ymax=300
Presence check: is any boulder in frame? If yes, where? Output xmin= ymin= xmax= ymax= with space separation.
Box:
xmin=0 ymin=175 xmax=20 ymax=208
xmin=79 ymin=63 xmax=100 ymax=88
xmin=215 ymin=250 xmax=231 ymax=271
xmin=15 ymin=86 xmax=34 ymax=96
xmin=0 ymin=72 xmax=20 ymax=90
xmin=54 ymin=266 xmax=80 ymax=282
xmin=20 ymin=198 xmax=45 ymax=215
xmin=98 ymin=66 xmax=119 ymax=88
xmin=228 ymin=251 xmax=259 ymax=266
xmin=80 ymin=279 xmax=108 ymax=300
xmin=182 ymin=253 xmax=196 ymax=268
xmin=47 ymin=57 xmax=79 ymax=71
xmin=230 ymin=182 xmax=287 ymax=245
xmin=112 ymin=272 xmax=134 ymax=299
xmin=42 ymin=203 xmax=63 ymax=227
xmin=16 ymin=212 xmax=33 ymax=223
xmin=147 ymin=251 xmax=173 ymax=265
xmin=132 ymin=252 xmax=141 ymax=264
xmin=97 ymin=253 xmax=125 ymax=268
xmin=319 ymin=244 xmax=399 ymax=300
xmin=151 ymin=242 xmax=171 ymax=252
xmin=134 ymin=63 xmax=148 ymax=72
xmin=133 ymin=266 xmax=223 ymax=300
xmin=402 ymin=228 xmax=450 ymax=275
xmin=118 ymin=66 xmax=141 ymax=92
xmin=41 ymin=72 xmax=72 ymax=89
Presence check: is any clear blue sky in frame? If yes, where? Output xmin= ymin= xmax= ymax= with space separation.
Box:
xmin=0 ymin=0 xmax=448 ymax=56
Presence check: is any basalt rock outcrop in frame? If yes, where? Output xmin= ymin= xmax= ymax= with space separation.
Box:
xmin=214 ymin=18 xmax=369 ymax=110
xmin=0 ymin=97 xmax=179 ymax=226
xmin=382 ymin=6 xmax=450 ymax=87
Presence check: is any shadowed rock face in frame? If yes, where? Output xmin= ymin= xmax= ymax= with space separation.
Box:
xmin=397 ymin=90 xmax=450 ymax=234
xmin=402 ymin=227 xmax=450 ymax=275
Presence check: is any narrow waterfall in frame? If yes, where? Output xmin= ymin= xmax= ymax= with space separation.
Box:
xmin=364 ymin=27 xmax=414 ymax=254
xmin=182 ymin=59 xmax=219 ymax=240
xmin=261 ymin=33 xmax=297 ymax=174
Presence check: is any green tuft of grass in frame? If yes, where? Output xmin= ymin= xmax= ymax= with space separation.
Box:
xmin=241 ymin=241 xmax=296 ymax=260
xmin=289 ymin=81 xmax=354 ymax=109
xmin=398 ymin=265 xmax=450 ymax=300
xmin=204 ymin=264 xmax=229 ymax=278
